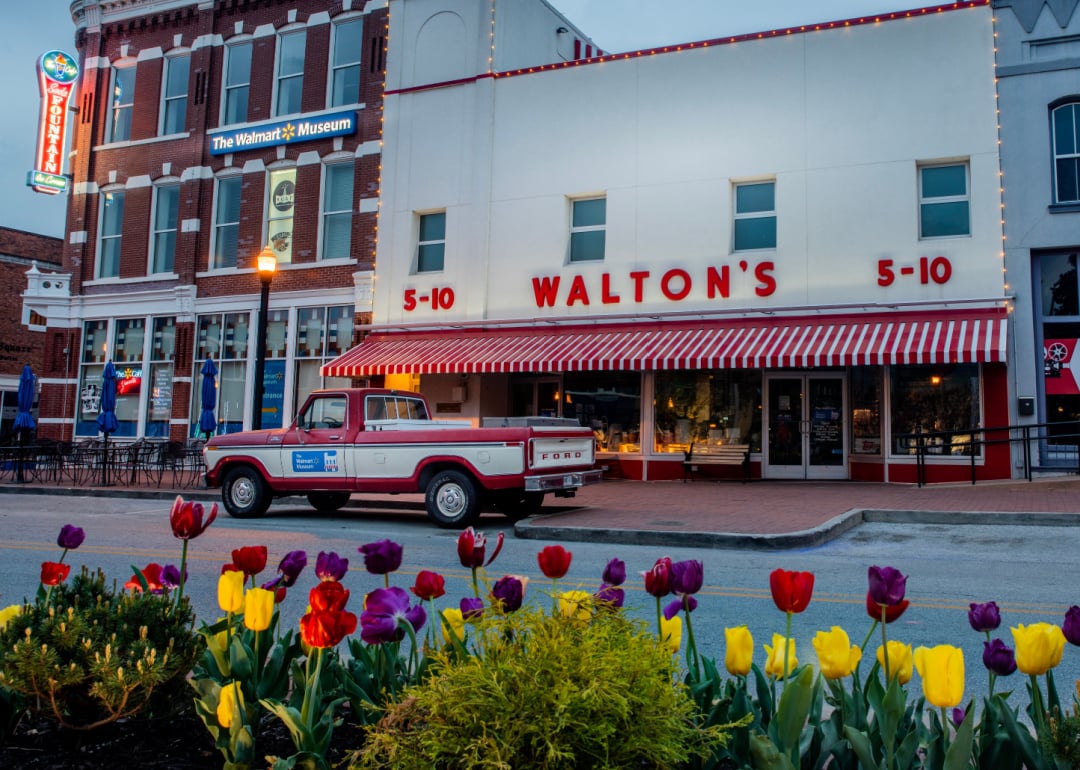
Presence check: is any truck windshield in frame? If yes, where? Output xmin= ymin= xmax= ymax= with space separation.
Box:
xmin=300 ymin=396 xmax=347 ymax=430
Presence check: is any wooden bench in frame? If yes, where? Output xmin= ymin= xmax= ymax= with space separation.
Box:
xmin=682 ymin=443 xmax=751 ymax=482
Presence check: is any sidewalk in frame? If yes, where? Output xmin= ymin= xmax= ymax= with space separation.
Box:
xmin=3 ymin=474 xmax=1080 ymax=549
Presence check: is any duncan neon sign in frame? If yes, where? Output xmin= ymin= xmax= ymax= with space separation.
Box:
xmin=27 ymin=50 xmax=79 ymax=195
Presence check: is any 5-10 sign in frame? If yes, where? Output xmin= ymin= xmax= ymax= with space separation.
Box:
xmin=877 ymin=256 xmax=952 ymax=287
xmin=403 ymin=286 xmax=456 ymax=311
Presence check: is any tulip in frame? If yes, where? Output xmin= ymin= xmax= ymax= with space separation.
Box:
xmin=457 ymin=527 xmax=503 ymax=569
xmin=602 ymin=558 xmax=626 ymax=586
xmin=218 ymin=569 xmax=245 ymax=613
xmin=0 ymin=604 xmax=23 ymax=632
xmin=769 ymin=569 xmax=814 ymax=613
xmin=659 ymin=614 xmax=682 ymax=654
xmin=276 ymin=550 xmax=308 ymax=587
xmin=982 ymin=638 xmax=1017 ymax=676
xmin=951 ymin=708 xmax=965 ymax=728
xmin=40 ymin=561 xmax=71 ymax=587
xmin=162 ymin=564 xmax=185 ymax=589
xmin=169 ymin=495 xmax=217 ymax=539
xmin=642 ymin=557 xmax=673 ymax=598
xmin=309 ymin=580 xmax=350 ymax=613
xmin=217 ymin=682 xmax=242 ymax=729
xmin=724 ymin=625 xmax=754 ymax=676
xmin=300 ymin=608 xmax=357 ymax=648
xmin=537 ymin=544 xmax=572 ymax=579
xmin=865 ymin=592 xmax=909 ymax=623
xmin=1010 ymin=622 xmax=1066 ymax=676
xmin=867 ymin=565 xmax=907 ymax=607
xmin=968 ymin=601 xmax=1001 ymax=633
xmin=410 ymin=570 xmax=446 ymax=601
xmin=1063 ymin=606 xmax=1080 ymax=646
xmin=359 ymin=539 xmax=403 ymax=578
xmin=56 ymin=524 xmax=85 ymax=550
xmin=671 ymin=560 xmax=704 ymax=596
xmin=812 ymin=626 xmax=862 ymax=680
xmin=764 ymin=633 xmax=797 ymax=678
xmin=125 ymin=563 xmax=165 ymax=593
xmin=558 ymin=590 xmax=592 ymax=623
xmin=314 ymin=551 xmax=349 ymax=582
xmin=360 ymin=586 xmax=425 ymax=644
xmin=593 ymin=584 xmax=624 ymax=609
xmin=460 ymin=597 xmax=484 ymax=620
xmin=490 ymin=575 xmax=526 ymax=613
xmin=876 ymin=640 xmax=914 ymax=685
xmin=440 ymin=608 xmax=466 ymax=644
xmin=914 ymin=645 xmax=965 ymax=709
xmin=231 ymin=546 xmax=268 ymax=579
xmin=243 ymin=587 xmax=275 ymax=632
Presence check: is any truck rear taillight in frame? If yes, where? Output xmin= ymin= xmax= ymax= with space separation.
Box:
xmin=527 ymin=440 xmax=534 ymax=468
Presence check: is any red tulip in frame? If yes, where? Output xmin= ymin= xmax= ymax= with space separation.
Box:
xmin=642 ymin=556 xmax=673 ymax=598
xmin=125 ymin=563 xmax=165 ymax=593
xmin=300 ymin=609 xmax=357 ymax=648
xmin=537 ymin=545 xmax=573 ymax=579
xmin=40 ymin=561 xmax=71 ymax=586
xmin=169 ymin=495 xmax=217 ymax=540
xmin=231 ymin=546 xmax=268 ymax=578
xmin=769 ymin=568 xmax=814 ymax=613
xmin=457 ymin=527 xmax=504 ymax=569
xmin=866 ymin=591 xmax=910 ymax=623
xmin=411 ymin=570 xmax=446 ymax=601
xmin=309 ymin=580 xmax=350 ymax=613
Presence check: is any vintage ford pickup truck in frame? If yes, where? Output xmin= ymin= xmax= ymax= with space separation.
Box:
xmin=202 ymin=388 xmax=601 ymax=527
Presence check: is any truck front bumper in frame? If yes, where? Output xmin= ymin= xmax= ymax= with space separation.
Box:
xmin=525 ymin=468 xmax=603 ymax=493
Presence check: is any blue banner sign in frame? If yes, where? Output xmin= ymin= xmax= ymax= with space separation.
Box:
xmin=210 ymin=111 xmax=357 ymax=155
xmin=292 ymin=450 xmax=340 ymax=473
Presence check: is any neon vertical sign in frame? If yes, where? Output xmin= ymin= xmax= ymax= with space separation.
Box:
xmin=27 ymin=50 xmax=79 ymax=195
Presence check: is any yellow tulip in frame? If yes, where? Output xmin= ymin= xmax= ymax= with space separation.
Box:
xmin=243 ymin=587 xmax=275 ymax=632
xmin=0 ymin=603 xmax=22 ymax=631
xmin=812 ymin=626 xmax=862 ymax=680
xmin=558 ymin=590 xmax=592 ymax=623
xmin=724 ymin=626 xmax=754 ymax=676
xmin=876 ymin=640 xmax=914 ymax=685
xmin=764 ymin=633 xmax=797 ymax=678
xmin=914 ymin=645 xmax=964 ymax=708
xmin=1010 ymin=623 xmax=1066 ymax=676
xmin=440 ymin=608 xmax=465 ymax=645
xmin=217 ymin=681 xmax=242 ymax=728
xmin=660 ymin=614 xmax=682 ymax=654
xmin=217 ymin=570 xmax=245 ymax=614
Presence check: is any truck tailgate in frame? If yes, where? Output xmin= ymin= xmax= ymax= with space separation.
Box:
xmin=529 ymin=435 xmax=595 ymax=470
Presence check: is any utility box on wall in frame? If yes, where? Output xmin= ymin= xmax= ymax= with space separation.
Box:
xmin=451 ymin=385 xmax=467 ymax=403
xmin=1017 ymin=397 xmax=1034 ymax=416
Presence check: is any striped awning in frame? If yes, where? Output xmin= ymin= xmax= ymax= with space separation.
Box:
xmin=322 ymin=308 xmax=1008 ymax=377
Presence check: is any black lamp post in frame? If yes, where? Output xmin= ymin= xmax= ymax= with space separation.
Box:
xmin=251 ymin=245 xmax=277 ymax=430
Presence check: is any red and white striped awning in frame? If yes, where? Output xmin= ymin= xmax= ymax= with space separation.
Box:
xmin=322 ymin=308 xmax=1008 ymax=377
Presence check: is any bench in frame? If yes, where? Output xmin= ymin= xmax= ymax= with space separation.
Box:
xmin=682 ymin=443 xmax=751 ymax=482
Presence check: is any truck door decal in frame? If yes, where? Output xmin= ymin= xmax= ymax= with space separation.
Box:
xmin=292 ymin=450 xmax=340 ymax=473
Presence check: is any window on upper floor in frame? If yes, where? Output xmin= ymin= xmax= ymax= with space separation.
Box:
xmin=266 ymin=167 xmax=296 ymax=265
xmin=416 ymin=212 xmax=446 ymax=273
xmin=1053 ymin=102 xmax=1080 ymax=205
xmin=322 ymin=162 xmax=354 ymax=260
xmin=212 ymin=176 xmax=242 ymax=270
xmin=330 ymin=18 xmax=363 ymax=107
xmin=108 ymin=65 xmax=136 ymax=142
xmin=222 ymin=41 xmax=252 ymax=126
xmin=733 ymin=181 xmax=776 ymax=251
xmin=160 ymin=54 xmax=189 ymax=135
xmin=151 ymin=183 xmax=179 ymax=274
xmin=98 ymin=191 xmax=124 ymax=278
xmin=569 ymin=197 xmax=606 ymax=263
xmin=919 ymin=162 xmax=970 ymax=238
xmin=275 ymin=31 xmax=306 ymax=117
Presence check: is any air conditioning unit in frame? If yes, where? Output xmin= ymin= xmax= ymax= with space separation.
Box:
xmin=450 ymin=385 xmax=467 ymax=403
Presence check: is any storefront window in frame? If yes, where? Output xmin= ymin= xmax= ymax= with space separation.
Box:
xmin=1040 ymin=252 xmax=1080 ymax=461
xmin=111 ymin=319 xmax=145 ymax=437
xmin=76 ymin=320 xmax=108 ymax=436
xmin=851 ymin=368 xmax=882 ymax=454
xmin=890 ymin=364 xmax=980 ymax=455
xmin=193 ymin=313 xmax=250 ymax=434
xmin=653 ymin=370 xmax=762 ymax=454
xmin=562 ymin=372 xmax=642 ymax=453
xmin=294 ymin=304 xmax=354 ymax=412
xmin=145 ymin=317 xmax=176 ymax=437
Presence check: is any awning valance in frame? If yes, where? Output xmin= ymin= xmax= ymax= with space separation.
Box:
xmin=322 ymin=308 xmax=1008 ymax=377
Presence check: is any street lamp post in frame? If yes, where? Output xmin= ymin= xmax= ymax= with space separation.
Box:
xmin=251 ymin=245 xmax=277 ymax=430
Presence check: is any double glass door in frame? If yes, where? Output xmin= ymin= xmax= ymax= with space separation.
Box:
xmin=764 ymin=374 xmax=846 ymax=479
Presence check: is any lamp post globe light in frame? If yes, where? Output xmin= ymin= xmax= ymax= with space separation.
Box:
xmin=251 ymin=245 xmax=277 ymax=430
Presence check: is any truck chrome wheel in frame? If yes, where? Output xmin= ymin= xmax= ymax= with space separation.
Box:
xmin=425 ymin=469 xmax=480 ymax=528
xmin=222 ymin=466 xmax=272 ymax=518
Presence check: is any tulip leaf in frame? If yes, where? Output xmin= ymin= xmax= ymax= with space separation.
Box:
xmin=752 ymin=663 xmax=774 ymax=727
xmin=775 ymin=666 xmax=814 ymax=755
xmin=943 ymin=700 xmax=975 ymax=770
xmin=995 ymin=697 xmax=1045 ymax=770
xmin=843 ymin=725 xmax=882 ymax=770
xmin=894 ymin=728 xmax=921 ymax=770
xmin=749 ymin=732 xmax=797 ymax=770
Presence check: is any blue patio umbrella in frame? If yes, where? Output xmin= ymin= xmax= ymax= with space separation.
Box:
xmin=97 ymin=361 xmax=119 ymax=485
xmin=13 ymin=364 xmax=35 ymax=483
xmin=198 ymin=357 xmax=218 ymax=439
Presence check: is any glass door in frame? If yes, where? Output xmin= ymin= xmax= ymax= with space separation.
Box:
xmin=510 ymin=377 xmax=562 ymax=418
xmin=764 ymin=373 xmax=847 ymax=479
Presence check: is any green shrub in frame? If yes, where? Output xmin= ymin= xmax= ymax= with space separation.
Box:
xmin=0 ymin=567 xmax=201 ymax=730
xmin=350 ymin=607 xmax=733 ymax=770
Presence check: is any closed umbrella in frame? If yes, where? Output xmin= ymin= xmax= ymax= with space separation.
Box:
xmin=198 ymin=357 xmax=218 ymax=440
xmin=97 ymin=361 xmax=119 ymax=485
xmin=13 ymin=364 xmax=35 ymax=483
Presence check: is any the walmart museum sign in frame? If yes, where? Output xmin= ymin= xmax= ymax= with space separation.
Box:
xmin=209 ymin=111 xmax=356 ymax=155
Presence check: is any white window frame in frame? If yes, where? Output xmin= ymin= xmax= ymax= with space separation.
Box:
xmin=329 ymin=17 xmax=363 ymax=108
xmin=918 ymin=162 xmax=970 ymax=239
xmin=320 ymin=161 xmax=354 ymax=260
xmin=568 ymin=196 xmax=606 ymax=263
xmin=159 ymin=52 xmax=190 ymax=136
xmin=1052 ymin=102 xmax=1080 ymax=205
xmin=107 ymin=63 xmax=136 ymax=143
xmin=211 ymin=175 xmax=243 ymax=270
xmin=150 ymin=182 xmax=180 ymax=274
xmin=732 ymin=180 xmax=777 ymax=252
xmin=221 ymin=39 xmax=253 ymax=126
xmin=97 ymin=189 xmax=125 ymax=279
xmin=416 ymin=211 xmax=446 ymax=273
xmin=273 ymin=29 xmax=307 ymax=118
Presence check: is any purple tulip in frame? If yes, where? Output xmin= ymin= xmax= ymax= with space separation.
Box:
xmin=315 ymin=551 xmax=349 ymax=582
xmin=162 ymin=564 xmax=185 ymax=589
xmin=663 ymin=596 xmax=698 ymax=619
xmin=359 ymin=586 xmax=422 ymax=644
xmin=602 ymin=558 xmax=626 ymax=586
xmin=1063 ymin=606 xmax=1080 ymax=647
xmin=951 ymin=708 xmax=965 ymax=728
xmin=982 ymin=638 xmax=1018 ymax=676
xmin=277 ymin=550 xmax=308 ymax=587
xmin=594 ymin=584 xmax=624 ymax=608
xmin=968 ymin=601 xmax=1001 ymax=633
xmin=490 ymin=576 xmax=525 ymax=613
xmin=460 ymin=596 xmax=484 ymax=620
xmin=359 ymin=539 xmax=403 ymax=575
xmin=405 ymin=603 xmax=427 ymax=633
xmin=671 ymin=560 xmax=704 ymax=595
xmin=867 ymin=565 xmax=908 ymax=607
xmin=57 ymin=524 xmax=85 ymax=550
